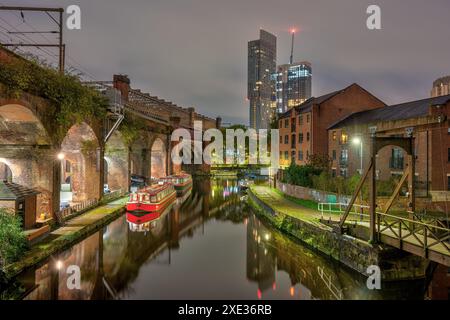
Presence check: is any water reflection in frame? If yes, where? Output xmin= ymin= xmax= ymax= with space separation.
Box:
xmin=8 ymin=178 xmax=425 ymax=300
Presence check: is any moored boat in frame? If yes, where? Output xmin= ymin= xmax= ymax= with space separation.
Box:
xmin=126 ymin=181 xmax=176 ymax=213
xmin=126 ymin=203 xmax=173 ymax=232
xmin=161 ymin=172 xmax=192 ymax=196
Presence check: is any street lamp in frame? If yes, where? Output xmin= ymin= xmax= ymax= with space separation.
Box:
xmin=352 ymin=137 xmax=363 ymax=174
xmin=57 ymin=152 xmax=65 ymax=160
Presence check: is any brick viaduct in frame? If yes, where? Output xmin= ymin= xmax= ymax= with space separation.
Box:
xmin=0 ymin=50 xmax=220 ymax=227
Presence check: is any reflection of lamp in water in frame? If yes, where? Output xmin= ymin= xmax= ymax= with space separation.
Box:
xmin=290 ymin=286 xmax=295 ymax=297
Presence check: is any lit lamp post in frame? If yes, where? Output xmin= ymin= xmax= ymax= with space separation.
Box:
xmin=352 ymin=137 xmax=363 ymax=221
xmin=352 ymin=137 xmax=363 ymax=174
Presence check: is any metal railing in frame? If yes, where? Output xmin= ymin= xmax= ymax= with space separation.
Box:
xmin=56 ymin=198 xmax=99 ymax=224
xmin=318 ymin=201 xmax=450 ymax=256
xmin=377 ymin=212 xmax=450 ymax=254
xmin=102 ymin=188 xmax=127 ymax=202
xmin=318 ymin=202 xmax=370 ymax=224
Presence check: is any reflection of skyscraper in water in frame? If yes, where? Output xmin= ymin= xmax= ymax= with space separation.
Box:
xmin=246 ymin=215 xmax=276 ymax=294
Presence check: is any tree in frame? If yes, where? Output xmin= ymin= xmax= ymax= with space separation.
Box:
xmin=0 ymin=209 xmax=28 ymax=268
xmin=285 ymin=163 xmax=322 ymax=188
xmin=306 ymin=153 xmax=332 ymax=171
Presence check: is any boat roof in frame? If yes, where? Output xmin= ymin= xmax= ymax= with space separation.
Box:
xmin=163 ymin=172 xmax=191 ymax=179
xmin=137 ymin=182 xmax=173 ymax=195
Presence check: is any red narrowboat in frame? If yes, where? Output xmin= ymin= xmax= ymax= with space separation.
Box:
xmin=126 ymin=182 xmax=176 ymax=213
xmin=161 ymin=172 xmax=192 ymax=196
xmin=126 ymin=203 xmax=173 ymax=232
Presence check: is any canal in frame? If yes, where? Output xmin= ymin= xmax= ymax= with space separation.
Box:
xmin=2 ymin=178 xmax=426 ymax=300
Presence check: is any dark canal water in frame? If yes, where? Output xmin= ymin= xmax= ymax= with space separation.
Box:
xmin=2 ymin=178 xmax=427 ymax=300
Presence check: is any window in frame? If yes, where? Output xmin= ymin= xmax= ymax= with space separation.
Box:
xmin=65 ymin=160 xmax=71 ymax=173
xmin=280 ymin=135 xmax=282 ymax=144
xmin=284 ymin=119 xmax=289 ymax=128
xmin=291 ymin=134 xmax=296 ymax=148
xmin=284 ymin=151 xmax=289 ymax=160
xmin=340 ymin=168 xmax=348 ymax=178
xmin=332 ymin=150 xmax=336 ymax=160
xmin=279 ymin=120 xmax=282 ymax=128
xmin=340 ymin=132 xmax=348 ymax=144
xmin=390 ymin=148 xmax=404 ymax=169
xmin=291 ymin=151 xmax=296 ymax=163
xmin=306 ymin=150 xmax=309 ymax=159
xmin=299 ymin=133 xmax=304 ymax=143
xmin=448 ymin=148 xmax=450 ymax=162
xmin=340 ymin=149 xmax=348 ymax=166
xmin=332 ymin=131 xmax=337 ymax=141
xmin=298 ymin=151 xmax=303 ymax=161
xmin=299 ymin=115 xmax=303 ymax=125
xmin=306 ymin=132 xmax=310 ymax=141
xmin=332 ymin=169 xmax=336 ymax=177
xmin=306 ymin=114 xmax=310 ymax=123
xmin=284 ymin=135 xmax=289 ymax=144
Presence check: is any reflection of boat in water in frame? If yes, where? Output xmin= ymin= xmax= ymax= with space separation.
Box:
xmin=126 ymin=187 xmax=192 ymax=233
xmin=160 ymin=172 xmax=192 ymax=196
xmin=174 ymin=188 xmax=192 ymax=207
xmin=126 ymin=181 xmax=176 ymax=213
xmin=126 ymin=204 xmax=173 ymax=232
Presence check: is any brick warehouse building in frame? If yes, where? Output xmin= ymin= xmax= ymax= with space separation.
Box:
xmin=278 ymin=83 xmax=385 ymax=168
xmin=328 ymin=94 xmax=450 ymax=206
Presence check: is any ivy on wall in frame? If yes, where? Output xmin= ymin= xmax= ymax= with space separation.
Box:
xmin=119 ymin=111 xmax=146 ymax=146
xmin=0 ymin=54 xmax=108 ymax=140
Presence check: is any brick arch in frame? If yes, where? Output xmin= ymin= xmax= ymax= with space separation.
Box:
xmin=0 ymin=102 xmax=53 ymax=146
xmin=60 ymin=122 xmax=101 ymax=203
xmin=104 ymin=130 xmax=129 ymax=191
xmin=130 ymin=134 xmax=150 ymax=179
xmin=0 ymin=160 xmax=14 ymax=181
xmin=0 ymin=95 xmax=57 ymax=145
xmin=150 ymin=136 xmax=167 ymax=178
xmin=60 ymin=118 xmax=104 ymax=149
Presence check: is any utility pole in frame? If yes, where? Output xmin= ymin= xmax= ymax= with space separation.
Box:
xmin=0 ymin=6 xmax=65 ymax=74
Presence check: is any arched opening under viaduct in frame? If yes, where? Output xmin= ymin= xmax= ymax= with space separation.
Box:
xmin=60 ymin=122 xmax=101 ymax=206
xmin=130 ymin=137 xmax=149 ymax=190
xmin=0 ymin=161 xmax=12 ymax=182
xmin=0 ymin=103 xmax=54 ymax=222
xmin=104 ymin=131 xmax=129 ymax=192
xmin=151 ymin=138 xmax=166 ymax=179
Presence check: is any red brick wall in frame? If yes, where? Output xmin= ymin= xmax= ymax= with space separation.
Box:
xmin=431 ymin=125 xmax=450 ymax=191
xmin=279 ymin=84 xmax=385 ymax=168
xmin=313 ymin=84 xmax=385 ymax=157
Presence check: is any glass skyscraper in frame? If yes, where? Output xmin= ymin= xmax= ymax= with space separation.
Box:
xmin=248 ymin=30 xmax=277 ymax=129
xmin=275 ymin=62 xmax=312 ymax=114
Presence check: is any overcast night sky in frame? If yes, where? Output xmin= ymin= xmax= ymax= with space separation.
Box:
xmin=1 ymin=0 xmax=449 ymax=124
